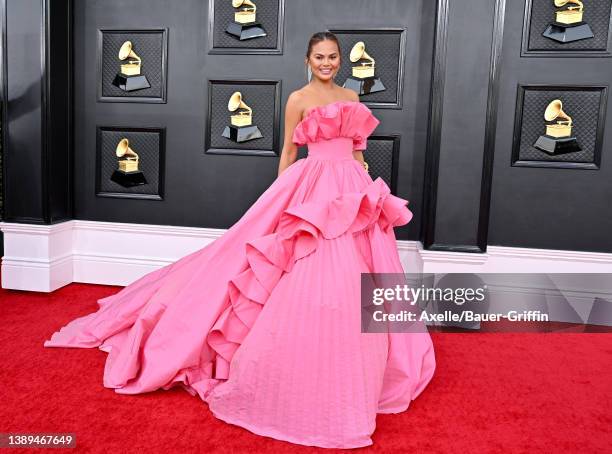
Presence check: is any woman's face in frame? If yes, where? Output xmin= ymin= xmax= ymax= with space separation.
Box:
xmin=306 ymin=40 xmax=340 ymax=81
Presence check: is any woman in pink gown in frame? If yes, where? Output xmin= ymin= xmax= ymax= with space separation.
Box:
xmin=44 ymin=32 xmax=435 ymax=448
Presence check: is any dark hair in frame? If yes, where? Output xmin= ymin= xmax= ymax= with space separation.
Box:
xmin=305 ymin=31 xmax=341 ymax=60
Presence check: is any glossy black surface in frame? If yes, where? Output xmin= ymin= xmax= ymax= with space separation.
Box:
xmin=72 ymin=0 xmax=435 ymax=238
xmin=2 ymin=0 xmax=71 ymax=223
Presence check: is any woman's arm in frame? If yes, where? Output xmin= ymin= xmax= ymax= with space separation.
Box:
xmin=277 ymin=92 xmax=303 ymax=177
xmin=352 ymin=150 xmax=365 ymax=165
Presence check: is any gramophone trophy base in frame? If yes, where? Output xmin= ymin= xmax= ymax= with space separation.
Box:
xmin=112 ymin=73 xmax=151 ymax=92
xmin=225 ymin=21 xmax=267 ymax=40
xmin=222 ymin=125 xmax=263 ymax=143
xmin=111 ymin=169 xmax=148 ymax=187
xmin=343 ymin=77 xmax=386 ymax=96
xmin=533 ymin=135 xmax=582 ymax=155
xmin=542 ymin=22 xmax=594 ymax=43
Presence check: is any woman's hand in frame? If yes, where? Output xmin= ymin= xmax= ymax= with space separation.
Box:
xmin=352 ymin=150 xmax=368 ymax=172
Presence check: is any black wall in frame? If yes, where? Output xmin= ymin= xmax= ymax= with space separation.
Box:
xmin=2 ymin=0 xmax=71 ymax=223
xmin=4 ymin=0 xmax=44 ymax=222
xmin=2 ymin=0 xmax=611 ymax=254
xmin=423 ymin=0 xmax=503 ymax=252
xmin=424 ymin=0 xmax=612 ymax=254
xmin=488 ymin=0 xmax=612 ymax=253
xmin=72 ymin=0 xmax=435 ymax=238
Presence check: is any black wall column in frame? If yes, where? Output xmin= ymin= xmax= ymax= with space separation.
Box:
xmin=2 ymin=0 xmax=72 ymax=224
xmin=423 ymin=0 xmax=505 ymax=252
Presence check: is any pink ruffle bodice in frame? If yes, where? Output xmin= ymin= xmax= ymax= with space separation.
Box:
xmin=292 ymin=100 xmax=380 ymax=151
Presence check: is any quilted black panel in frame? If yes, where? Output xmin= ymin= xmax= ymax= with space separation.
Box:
xmin=515 ymin=87 xmax=605 ymax=163
xmin=100 ymin=30 xmax=166 ymax=99
xmin=208 ymin=82 xmax=277 ymax=150
xmin=526 ymin=0 xmax=611 ymax=51
xmin=212 ymin=0 xmax=280 ymax=49
xmin=98 ymin=128 xmax=163 ymax=197
xmin=330 ymin=30 xmax=403 ymax=105
xmin=364 ymin=137 xmax=398 ymax=194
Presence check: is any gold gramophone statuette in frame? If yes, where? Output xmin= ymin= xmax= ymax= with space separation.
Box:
xmin=226 ymin=0 xmax=267 ymax=40
xmin=221 ymin=91 xmax=263 ymax=142
xmin=229 ymin=91 xmax=253 ymax=127
xmin=350 ymin=41 xmax=375 ymax=79
xmin=110 ymin=138 xmax=148 ymax=187
xmin=542 ymin=0 xmax=594 ymax=43
xmin=533 ymin=98 xmax=582 ymax=155
xmin=233 ymin=0 xmax=256 ymax=24
xmin=111 ymin=41 xmax=151 ymax=92
xmin=555 ymin=0 xmax=584 ymax=25
xmin=544 ymin=99 xmax=572 ymax=138
xmin=116 ymin=138 xmax=139 ymax=172
xmin=118 ymin=41 xmax=142 ymax=76
xmin=342 ymin=41 xmax=386 ymax=95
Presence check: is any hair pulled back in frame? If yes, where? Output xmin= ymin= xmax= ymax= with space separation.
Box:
xmin=305 ymin=31 xmax=341 ymax=60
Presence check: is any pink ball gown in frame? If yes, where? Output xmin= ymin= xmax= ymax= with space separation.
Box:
xmin=44 ymin=100 xmax=436 ymax=449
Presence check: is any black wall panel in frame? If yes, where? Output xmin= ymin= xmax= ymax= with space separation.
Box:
xmin=45 ymin=0 xmax=72 ymax=222
xmin=511 ymin=85 xmax=607 ymax=168
xmin=96 ymin=126 xmax=165 ymax=199
xmin=4 ymin=0 xmax=610 ymax=254
xmin=2 ymin=0 xmax=72 ymax=223
xmin=72 ymin=0 xmax=435 ymax=239
xmin=423 ymin=0 xmax=503 ymax=251
xmin=489 ymin=0 xmax=612 ymax=253
xmin=4 ymin=0 xmax=43 ymax=222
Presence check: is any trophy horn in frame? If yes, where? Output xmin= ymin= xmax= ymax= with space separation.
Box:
xmin=115 ymin=138 xmax=139 ymax=162
xmin=555 ymin=0 xmax=568 ymax=6
xmin=233 ymin=0 xmax=256 ymax=11
xmin=349 ymin=41 xmax=375 ymax=66
xmin=554 ymin=0 xmax=582 ymax=9
xmin=228 ymin=91 xmax=252 ymax=116
xmin=544 ymin=99 xmax=572 ymax=127
xmin=118 ymin=41 xmax=141 ymax=64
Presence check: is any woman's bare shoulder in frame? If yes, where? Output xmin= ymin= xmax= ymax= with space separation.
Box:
xmin=284 ymin=90 xmax=307 ymax=125
xmin=286 ymin=89 xmax=309 ymax=118
xmin=287 ymin=88 xmax=307 ymax=105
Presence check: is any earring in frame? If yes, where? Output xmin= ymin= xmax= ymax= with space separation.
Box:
xmin=307 ymin=64 xmax=312 ymax=82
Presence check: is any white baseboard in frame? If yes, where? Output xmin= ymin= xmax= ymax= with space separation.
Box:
xmin=1 ymin=222 xmax=73 ymax=292
xmin=70 ymin=220 xmax=221 ymax=286
xmin=2 ymin=220 xmax=612 ymax=292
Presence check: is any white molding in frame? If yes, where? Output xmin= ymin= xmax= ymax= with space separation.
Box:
xmin=70 ymin=220 xmax=221 ymax=286
xmin=488 ymin=245 xmax=612 ymax=267
xmin=2 ymin=220 xmax=612 ymax=293
xmin=73 ymin=219 xmax=224 ymax=238
xmin=0 ymin=222 xmax=73 ymax=292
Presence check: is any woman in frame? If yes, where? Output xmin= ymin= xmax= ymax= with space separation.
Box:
xmin=44 ymin=32 xmax=436 ymax=449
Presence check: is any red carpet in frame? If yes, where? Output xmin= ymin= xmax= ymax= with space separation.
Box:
xmin=1 ymin=281 xmax=610 ymax=453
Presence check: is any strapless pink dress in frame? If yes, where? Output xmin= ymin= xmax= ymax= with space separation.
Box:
xmin=44 ymin=100 xmax=436 ymax=449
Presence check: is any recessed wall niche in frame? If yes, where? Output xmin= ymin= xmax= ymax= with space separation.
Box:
xmin=96 ymin=126 xmax=166 ymax=200
xmin=521 ymin=0 xmax=612 ymax=57
xmin=97 ymin=28 xmax=169 ymax=103
xmin=364 ymin=135 xmax=401 ymax=195
xmin=511 ymin=85 xmax=607 ymax=169
xmin=327 ymin=27 xmax=406 ymax=108
xmin=208 ymin=0 xmax=285 ymax=54
xmin=205 ymin=79 xmax=281 ymax=156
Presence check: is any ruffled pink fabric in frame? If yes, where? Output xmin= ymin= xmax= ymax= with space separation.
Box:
xmin=206 ymin=177 xmax=412 ymax=384
xmin=292 ymin=100 xmax=380 ymax=150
